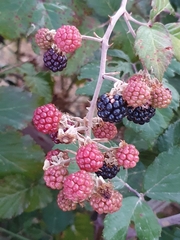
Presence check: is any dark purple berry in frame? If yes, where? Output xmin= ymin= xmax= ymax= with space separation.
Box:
xmin=127 ymin=104 xmax=156 ymax=125
xmin=43 ymin=48 xmax=67 ymax=72
xmin=97 ymin=94 xmax=128 ymax=123
xmin=95 ymin=162 xmax=120 ymax=179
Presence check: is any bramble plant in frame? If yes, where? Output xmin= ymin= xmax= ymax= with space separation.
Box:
xmin=1 ymin=0 xmax=180 ymax=239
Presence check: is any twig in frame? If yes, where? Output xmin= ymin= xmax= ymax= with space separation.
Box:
xmin=103 ymin=75 xmax=120 ymax=82
xmin=118 ymin=178 xmax=142 ymax=198
xmin=85 ymin=0 xmax=128 ymax=137
xmin=159 ymin=213 xmax=180 ymax=227
xmin=0 ymin=227 xmax=30 ymax=240
xmin=81 ymin=35 xmax=102 ymax=42
xmin=123 ymin=12 xmax=136 ymax=38
xmin=126 ymin=12 xmax=148 ymax=26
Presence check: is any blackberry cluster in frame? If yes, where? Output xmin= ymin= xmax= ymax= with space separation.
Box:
xmin=43 ymin=48 xmax=67 ymax=72
xmin=97 ymin=94 xmax=128 ymax=123
xmin=95 ymin=162 xmax=120 ymax=179
xmin=127 ymin=105 xmax=156 ymax=125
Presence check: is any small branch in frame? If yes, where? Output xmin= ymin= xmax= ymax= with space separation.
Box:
xmin=123 ymin=12 xmax=136 ymax=38
xmin=85 ymin=0 xmax=128 ymax=137
xmin=81 ymin=35 xmax=102 ymax=43
xmin=0 ymin=227 xmax=30 ymax=240
xmin=103 ymin=75 xmax=120 ymax=82
xmin=119 ymin=178 xmax=142 ymax=198
xmin=159 ymin=213 xmax=180 ymax=227
xmin=104 ymin=71 xmax=120 ymax=76
xmin=126 ymin=12 xmax=148 ymax=26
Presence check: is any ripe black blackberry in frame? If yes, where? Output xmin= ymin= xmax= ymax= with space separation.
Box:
xmin=127 ymin=104 xmax=156 ymax=125
xmin=97 ymin=94 xmax=128 ymax=123
xmin=43 ymin=48 xmax=67 ymax=72
xmin=95 ymin=162 xmax=120 ymax=179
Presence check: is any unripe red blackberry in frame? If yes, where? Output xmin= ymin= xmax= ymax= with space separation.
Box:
xmin=54 ymin=25 xmax=82 ymax=53
xmin=90 ymin=183 xmax=123 ymax=214
xmin=63 ymin=170 xmax=94 ymax=203
xmin=43 ymin=48 xmax=67 ymax=72
xmin=57 ymin=190 xmax=77 ymax=211
xmin=122 ymin=74 xmax=151 ymax=107
xmin=151 ymin=83 xmax=172 ymax=108
xmin=97 ymin=93 xmax=128 ymax=123
xmin=32 ymin=103 xmax=62 ymax=134
xmin=127 ymin=104 xmax=156 ymax=125
xmin=92 ymin=121 xmax=117 ymax=140
xmin=116 ymin=142 xmax=139 ymax=169
xmin=35 ymin=28 xmax=56 ymax=50
xmin=43 ymin=165 xmax=68 ymax=189
xmin=76 ymin=143 xmax=104 ymax=172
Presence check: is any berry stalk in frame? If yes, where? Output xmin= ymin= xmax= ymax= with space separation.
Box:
xmin=86 ymin=0 xmax=128 ymax=137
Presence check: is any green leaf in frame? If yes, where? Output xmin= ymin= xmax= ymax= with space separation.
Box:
xmin=42 ymin=199 xmax=74 ymax=234
xmin=108 ymin=49 xmax=130 ymax=62
xmin=112 ymin=168 xmax=128 ymax=190
xmin=165 ymin=58 xmax=180 ymax=78
xmin=103 ymin=197 xmax=139 ymax=240
xmin=134 ymin=23 xmax=173 ymax=80
xmin=132 ymin=201 xmax=161 ymax=240
xmin=124 ymin=128 xmax=153 ymax=151
xmin=104 ymin=197 xmax=161 ymax=240
xmin=123 ymin=107 xmax=174 ymax=143
xmin=25 ymin=185 xmax=52 ymax=212
xmin=63 ymin=212 xmax=94 ymax=240
xmin=157 ymin=119 xmax=180 ymax=152
xmin=144 ymin=146 xmax=180 ymax=203
xmin=127 ymin=162 xmax=146 ymax=193
xmin=0 ymin=86 xmax=39 ymax=130
xmin=166 ymin=23 xmax=180 ymax=61
xmin=160 ymin=227 xmax=180 ymax=240
xmin=150 ymin=0 xmax=175 ymax=22
xmin=166 ymin=23 xmax=180 ymax=39
xmin=78 ymin=61 xmax=100 ymax=81
xmin=86 ymin=0 xmax=120 ymax=17
xmin=0 ymin=175 xmax=52 ymax=219
xmin=24 ymin=74 xmax=52 ymax=104
xmin=0 ymin=0 xmax=73 ymax=39
xmin=8 ymin=63 xmax=53 ymax=104
xmin=169 ymin=35 xmax=180 ymax=62
xmin=113 ymin=19 xmax=137 ymax=61
xmin=76 ymin=78 xmax=113 ymax=96
xmin=0 ymin=131 xmax=44 ymax=179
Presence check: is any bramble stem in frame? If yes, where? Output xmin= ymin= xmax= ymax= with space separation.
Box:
xmin=123 ymin=12 xmax=136 ymax=38
xmin=0 ymin=227 xmax=29 ymax=240
xmin=120 ymin=179 xmax=142 ymax=198
xmin=125 ymin=12 xmax=148 ymax=26
xmin=103 ymin=75 xmax=121 ymax=82
xmin=85 ymin=0 xmax=128 ymax=137
xmin=81 ymin=35 xmax=102 ymax=42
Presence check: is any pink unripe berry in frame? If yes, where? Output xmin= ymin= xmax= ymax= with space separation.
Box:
xmin=76 ymin=143 xmax=104 ymax=172
xmin=54 ymin=25 xmax=82 ymax=53
xmin=32 ymin=103 xmax=62 ymax=134
xmin=116 ymin=142 xmax=139 ymax=169
xmin=63 ymin=170 xmax=94 ymax=203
